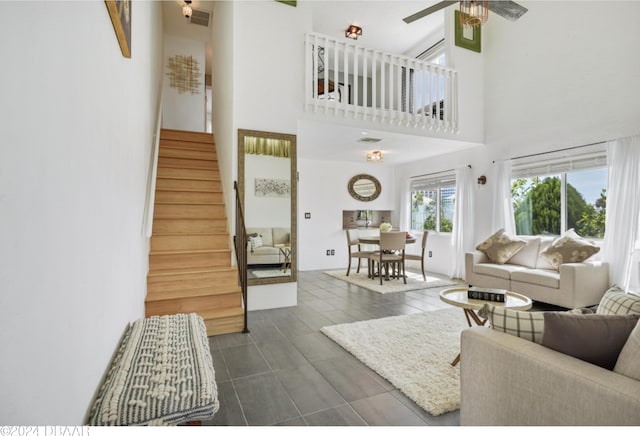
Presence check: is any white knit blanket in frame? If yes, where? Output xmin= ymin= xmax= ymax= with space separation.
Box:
xmin=88 ymin=313 xmax=219 ymax=426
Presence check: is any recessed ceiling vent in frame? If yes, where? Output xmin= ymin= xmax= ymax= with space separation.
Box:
xmin=359 ymin=137 xmax=382 ymax=143
xmin=190 ymin=9 xmax=211 ymax=27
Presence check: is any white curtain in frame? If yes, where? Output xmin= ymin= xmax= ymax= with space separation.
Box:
xmin=601 ymin=135 xmax=640 ymax=289
xmin=450 ymin=166 xmax=475 ymax=279
xmin=398 ymin=175 xmax=410 ymax=231
xmin=491 ymin=160 xmax=516 ymax=234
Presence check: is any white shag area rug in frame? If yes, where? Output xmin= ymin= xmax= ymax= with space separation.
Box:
xmin=321 ymin=308 xmax=468 ymax=416
xmin=324 ymin=269 xmax=458 ymax=294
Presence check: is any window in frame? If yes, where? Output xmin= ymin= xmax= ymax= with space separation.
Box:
xmin=511 ymin=147 xmax=607 ymax=238
xmin=410 ymin=172 xmax=456 ymax=232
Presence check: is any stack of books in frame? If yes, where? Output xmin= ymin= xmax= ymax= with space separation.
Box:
xmin=467 ymin=286 xmax=506 ymax=302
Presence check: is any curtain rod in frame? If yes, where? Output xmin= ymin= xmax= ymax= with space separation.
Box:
xmin=510 ymin=141 xmax=606 ymax=161
xmin=410 ymin=164 xmax=471 ymax=179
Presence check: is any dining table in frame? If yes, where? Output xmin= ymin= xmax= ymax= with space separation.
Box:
xmin=358 ymin=234 xmax=417 ymax=245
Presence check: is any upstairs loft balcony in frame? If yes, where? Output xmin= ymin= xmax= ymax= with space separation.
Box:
xmin=305 ymin=32 xmax=459 ymax=133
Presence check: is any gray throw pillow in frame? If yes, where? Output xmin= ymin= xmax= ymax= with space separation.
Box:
xmin=541 ymin=312 xmax=640 ymax=370
xmin=614 ymin=321 xmax=640 ymax=381
xmin=476 ymin=229 xmax=526 ymax=265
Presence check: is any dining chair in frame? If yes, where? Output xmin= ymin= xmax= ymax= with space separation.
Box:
xmin=369 ymin=231 xmax=407 ymax=285
xmin=405 ymin=231 xmax=428 ymax=281
xmin=345 ymin=229 xmax=376 ymax=276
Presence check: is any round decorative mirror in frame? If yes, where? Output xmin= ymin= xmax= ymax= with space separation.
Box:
xmin=348 ymin=174 xmax=381 ymax=201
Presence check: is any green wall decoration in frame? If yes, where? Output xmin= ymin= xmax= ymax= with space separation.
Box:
xmin=454 ymin=10 xmax=481 ymax=53
xmin=276 ymin=0 xmax=297 ymax=7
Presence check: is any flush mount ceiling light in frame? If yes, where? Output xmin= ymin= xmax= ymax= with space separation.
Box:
xmin=183 ymin=0 xmax=193 ymax=18
xmin=367 ymin=150 xmax=383 ymax=162
xmin=345 ymin=25 xmax=363 ymax=40
xmin=459 ymin=0 xmax=489 ymax=28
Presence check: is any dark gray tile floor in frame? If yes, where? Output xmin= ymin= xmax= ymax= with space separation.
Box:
xmin=204 ymin=269 xmax=462 ymax=426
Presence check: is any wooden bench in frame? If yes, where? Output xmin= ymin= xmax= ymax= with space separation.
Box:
xmin=87 ymin=313 xmax=219 ymax=426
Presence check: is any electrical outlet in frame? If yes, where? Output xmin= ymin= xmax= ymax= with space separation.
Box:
xmin=428 ymin=251 xmax=433 ymax=258
xmin=326 ymin=249 xmax=331 ymax=256
xmin=330 ymin=249 xmax=335 ymax=255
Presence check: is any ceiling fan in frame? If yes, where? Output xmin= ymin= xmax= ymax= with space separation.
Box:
xmin=403 ymin=0 xmax=528 ymax=24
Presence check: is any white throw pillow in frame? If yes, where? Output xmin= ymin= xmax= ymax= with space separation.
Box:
xmin=508 ymin=237 xmax=541 ymax=269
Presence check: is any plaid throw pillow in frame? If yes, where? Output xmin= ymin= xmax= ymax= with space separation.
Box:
xmin=248 ymin=235 xmax=263 ymax=252
xmin=596 ymin=286 xmax=640 ymax=315
xmin=479 ymin=304 xmax=545 ymax=344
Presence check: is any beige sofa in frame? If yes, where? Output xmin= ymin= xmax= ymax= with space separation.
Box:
xmin=465 ymin=235 xmax=609 ymax=308
xmin=460 ymin=327 xmax=640 ymax=425
xmin=246 ymin=227 xmax=290 ymax=265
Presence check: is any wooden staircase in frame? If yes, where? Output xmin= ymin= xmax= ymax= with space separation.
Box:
xmin=145 ymin=129 xmax=245 ymax=336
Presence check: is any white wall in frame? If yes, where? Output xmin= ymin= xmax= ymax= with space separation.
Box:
xmin=0 ymin=1 xmax=163 ymax=424
xmin=484 ymin=0 xmax=640 ymax=154
xmin=211 ymin=1 xmax=235 ymax=247
xmin=162 ymin=35 xmax=206 ymax=132
xmin=217 ymin=1 xmax=312 ymax=308
xmin=298 ymin=158 xmax=396 ymax=271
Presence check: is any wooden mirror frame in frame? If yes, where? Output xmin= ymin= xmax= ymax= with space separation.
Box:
xmin=238 ymin=129 xmax=297 ymax=285
xmin=348 ymin=174 xmax=381 ymax=202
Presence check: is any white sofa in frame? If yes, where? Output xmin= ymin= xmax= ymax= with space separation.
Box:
xmin=246 ymin=227 xmax=290 ymax=266
xmin=465 ymin=235 xmax=609 ymax=308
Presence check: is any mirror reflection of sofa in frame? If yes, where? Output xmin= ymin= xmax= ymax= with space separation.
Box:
xmin=246 ymin=227 xmax=290 ymax=266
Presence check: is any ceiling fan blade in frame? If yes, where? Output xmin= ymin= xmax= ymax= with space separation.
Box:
xmin=403 ymin=0 xmax=458 ymax=24
xmin=487 ymin=0 xmax=528 ymax=22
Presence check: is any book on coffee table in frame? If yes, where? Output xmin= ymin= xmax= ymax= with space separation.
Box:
xmin=467 ymin=286 xmax=506 ymax=303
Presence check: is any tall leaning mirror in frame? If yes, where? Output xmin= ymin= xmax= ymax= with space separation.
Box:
xmin=238 ymin=129 xmax=297 ymax=285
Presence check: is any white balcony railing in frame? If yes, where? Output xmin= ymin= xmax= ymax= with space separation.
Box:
xmin=305 ymin=32 xmax=458 ymax=132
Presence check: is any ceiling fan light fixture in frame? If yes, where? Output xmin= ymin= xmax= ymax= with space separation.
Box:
xmin=367 ymin=150 xmax=383 ymax=162
xmin=459 ymin=0 xmax=489 ymax=28
xmin=183 ymin=0 xmax=193 ymax=18
xmin=345 ymin=25 xmax=363 ymax=40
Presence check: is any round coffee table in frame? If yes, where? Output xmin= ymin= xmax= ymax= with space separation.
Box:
xmin=439 ymin=287 xmax=532 ymax=366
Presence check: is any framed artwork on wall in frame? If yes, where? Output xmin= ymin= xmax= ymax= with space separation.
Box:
xmin=255 ymin=178 xmax=291 ymax=198
xmin=105 ymin=0 xmax=131 ymax=58
xmin=454 ymin=10 xmax=481 ymax=53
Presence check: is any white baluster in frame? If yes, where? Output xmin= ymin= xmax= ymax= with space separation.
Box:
xmin=362 ymin=48 xmax=368 ymax=121
xmin=333 ymin=38 xmax=339 ymax=116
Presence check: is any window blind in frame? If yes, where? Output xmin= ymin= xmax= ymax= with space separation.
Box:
xmin=511 ymin=143 xmax=607 ymax=179
xmin=410 ymin=170 xmax=456 ymax=191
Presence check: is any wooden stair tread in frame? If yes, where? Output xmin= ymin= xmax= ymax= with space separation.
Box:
xmin=150 ymin=248 xmax=230 ymax=255
xmin=154 ymin=201 xmax=225 ymax=206
xmin=159 ymin=149 xmax=216 ymax=160
xmin=160 ymin=129 xmax=214 ymax=143
xmin=147 ymin=266 xmax=236 ymax=278
xmin=145 ymin=286 xmax=242 ymax=302
xmin=198 ymin=306 xmax=245 ymax=319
